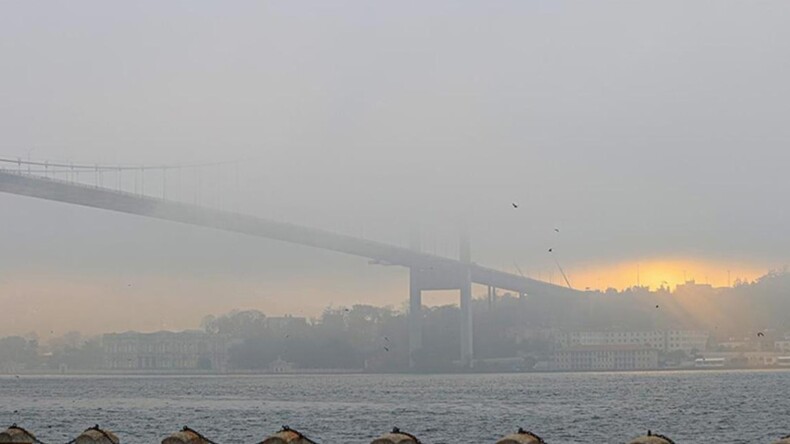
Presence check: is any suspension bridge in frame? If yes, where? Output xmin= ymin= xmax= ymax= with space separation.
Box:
xmin=0 ymin=156 xmax=579 ymax=368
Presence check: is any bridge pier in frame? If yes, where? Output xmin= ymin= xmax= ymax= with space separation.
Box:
xmin=460 ymin=267 xmax=473 ymax=368
xmin=459 ymin=232 xmax=473 ymax=368
xmin=408 ymin=268 xmax=422 ymax=369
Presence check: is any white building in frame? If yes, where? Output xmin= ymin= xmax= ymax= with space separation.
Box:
xmin=700 ymin=351 xmax=788 ymax=367
xmin=559 ymin=330 xmax=708 ymax=353
xmin=103 ymin=330 xmax=229 ymax=372
xmin=269 ymin=357 xmax=295 ymax=373
xmin=552 ymin=345 xmax=659 ymax=371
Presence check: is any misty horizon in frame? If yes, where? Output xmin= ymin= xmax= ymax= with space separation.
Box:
xmin=2 ymin=1 xmax=790 ymax=340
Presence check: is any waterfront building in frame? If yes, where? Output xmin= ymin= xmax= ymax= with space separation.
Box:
xmin=551 ymin=345 xmax=659 ymax=371
xmin=699 ymin=351 xmax=788 ymax=367
xmin=558 ymin=330 xmax=708 ymax=353
xmin=102 ymin=330 xmax=229 ymax=372
xmin=269 ymin=357 xmax=295 ymax=373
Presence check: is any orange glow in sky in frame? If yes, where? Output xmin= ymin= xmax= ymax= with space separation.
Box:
xmin=534 ymin=258 xmax=769 ymax=291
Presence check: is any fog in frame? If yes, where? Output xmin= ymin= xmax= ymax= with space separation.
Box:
xmin=1 ymin=1 xmax=790 ymax=336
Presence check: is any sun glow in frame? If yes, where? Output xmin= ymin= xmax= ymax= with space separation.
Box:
xmin=559 ymin=258 xmax=768 ymax=291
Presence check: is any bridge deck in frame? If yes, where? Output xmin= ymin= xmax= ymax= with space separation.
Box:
xmin=0 ymin=171 xmax=574 ymax=296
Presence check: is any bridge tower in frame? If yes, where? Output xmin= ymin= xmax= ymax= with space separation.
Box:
xmin=408 ymin=268 xmax=423 ymax=368
xmin=408 ymin=229 xmax=423 ymax=369
xmin=407 ymin=231 xmax=474 ymax=370
xmin=459 ymin=232 xmax=473 ymax=368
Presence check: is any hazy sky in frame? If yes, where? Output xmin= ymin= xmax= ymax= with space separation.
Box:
xmin=2 ymin=1 xmax=789 ymax=336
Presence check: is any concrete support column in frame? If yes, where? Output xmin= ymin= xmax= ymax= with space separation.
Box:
xmin=458 ymin=231 xmax=473 ymax=368
xmin=408 ymin=268 xmax=422 ymax=369
xmin=459 ymin=267 xmax=473 ymax=368
xmin=459 ymin=232 xmax=471 ymax=264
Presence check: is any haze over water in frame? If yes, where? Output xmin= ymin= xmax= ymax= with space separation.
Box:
xmin=1 ymin=371 xmax=788 ymax=444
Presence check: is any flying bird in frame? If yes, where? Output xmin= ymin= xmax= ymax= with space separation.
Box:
xmin=554 ymin=228 xmax=560 ymax=232
xmin=548 ymin=248 xmax=553 ymax=253
xmin=655 ymin=305 xmax=659 ymax=309
xmin=384 ymin=346 xmax=390 ymax=352
xmin=757 ymin=332 xmax=765 ymax=337
xmin=512 ymin=202 xmax=519 ymax=208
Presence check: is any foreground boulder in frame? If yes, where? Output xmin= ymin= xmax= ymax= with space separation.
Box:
xmin=496 ymin=428 xmax=546 ymax=444
xmin=162 ymin=427 xmax=216 ymax=444
xmin=0 ymin=425 xmax=37 ymax=444
xmin=628 ymin=431 xmax=675 ymax=444
xmin=371 ymin=428 xmax=420 ymax=444
xmin=260 ymin=426 xmax=317 ymax=444
xmin=74 ymin=425 xmax=119 ymax=444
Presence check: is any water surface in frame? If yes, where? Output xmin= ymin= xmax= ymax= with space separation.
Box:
xmin=1 ymin=370 xmax=787 ymax=443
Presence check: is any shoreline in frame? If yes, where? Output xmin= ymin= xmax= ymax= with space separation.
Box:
xmin=3 ymin=366 xmax=790 ymax=377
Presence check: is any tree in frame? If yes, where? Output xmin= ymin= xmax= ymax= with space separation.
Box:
xmin=202 ymin=309 xmax=267 ymax=338
xmin=0 ymin=336 xmax=40 ymax=370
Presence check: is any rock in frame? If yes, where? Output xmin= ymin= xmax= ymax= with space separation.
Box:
xmin=73 ymin=425 xmax=119 ymax=444
xmin=496 ymin=428 xmax=546 ymax=444
xmin=628 ymin=431 xmax=675 ymax=444
xmin=0 ymin=425 xmax=37 ymax=444
xmin=260 ymin=426 xmax=317 ymax=444
xmin=162 ymin=427 xmax=213 ymax=444
xmin=371 ymin=428 xmax=420 ymax=444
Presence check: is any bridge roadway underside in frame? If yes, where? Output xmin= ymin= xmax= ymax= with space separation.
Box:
xmin=0 ymin=171 xmax=579 ymax=367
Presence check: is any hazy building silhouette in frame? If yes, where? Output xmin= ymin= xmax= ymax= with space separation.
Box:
xmin=102 ymin=331 xmax=229 ymax=371
xmin=551 ymin=345 xmax=659 ymax=371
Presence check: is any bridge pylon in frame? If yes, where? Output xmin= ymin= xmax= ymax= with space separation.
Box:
xmin=459 ymin=232 xmax=473 ymax=368
xmin=409 ymin=232 xmax=475 ymax=369
xmin=459 ymin=266 xmax=473 ymax=368
xmin=408 ymin=267 xmax=423 ymax=369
